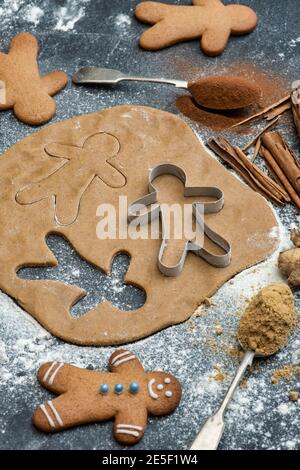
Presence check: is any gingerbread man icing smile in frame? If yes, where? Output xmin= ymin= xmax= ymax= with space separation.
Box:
xmin=33 ymin=350 xmax=182 ymax=445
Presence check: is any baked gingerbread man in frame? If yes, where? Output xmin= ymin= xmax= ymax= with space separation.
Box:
xmin=0 ymin=32 xmax=68 ymax=125
xmin=136 ymin=0 xmax=257 ymax=56
xmin=33 ymin=350 xmax=182 ymax=445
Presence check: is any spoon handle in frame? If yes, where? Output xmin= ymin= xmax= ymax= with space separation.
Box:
xmin=190 ymin=350 xmax=255 ymax=450
xmin=123 ymin=75 xmax=188 ymax=89
xmin=73 ymin=67 xmax=188 ymax=89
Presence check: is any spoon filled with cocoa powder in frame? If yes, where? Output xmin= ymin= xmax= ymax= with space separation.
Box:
xmin=191 ymin=283 xmax=296 ymax=451
xmin=73 ymin=67 xmax=261 ymax=110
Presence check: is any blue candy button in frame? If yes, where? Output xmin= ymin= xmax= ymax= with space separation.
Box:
xmin=100 ymin=384 xmax=109 ymax=395
xmin=115 ymin=383 xmax=123 ymax=394
xmin=129 ymin=382 xmax=139 ymax=394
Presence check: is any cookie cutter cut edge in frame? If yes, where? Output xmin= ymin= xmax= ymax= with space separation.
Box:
xmin=128 ymin=163 xmax=232 ymax=277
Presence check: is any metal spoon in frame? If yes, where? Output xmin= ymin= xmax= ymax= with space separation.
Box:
xmin=73 ymin=66 xmax=188 ymax=89
xmin=190 ymin=347 xmax=262 ymax=450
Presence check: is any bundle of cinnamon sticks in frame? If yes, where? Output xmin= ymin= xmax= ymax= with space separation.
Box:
xmin=208 ymin=131 xmax=300 ymax=211
xmin=208 ymin=83 xmax=300 ymax=212
xmin=208 ymin=136 xmax=289 ymax=206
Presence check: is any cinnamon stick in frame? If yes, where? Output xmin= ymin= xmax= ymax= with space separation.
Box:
xmin=292 ymin=89 xmax=300 ymax=136
xmin=265 ymin=101 xmax=291 ymax=121
xmin=259 ymin=146 xmax=300 ymax=211
xmin=261 ymin=132 xmax=300 ymax=194
xmin=292 ymin=103 xmax=300 ymax=136
xmin=243 ymin=116 xmax=280 ymax=152
xmin=252 ymin=138 xmax=261 ymax=162
xmin=231 ymin=95 xmax=290 ymax=129
xmin=234 ymin=146 xmax=288 ymax=203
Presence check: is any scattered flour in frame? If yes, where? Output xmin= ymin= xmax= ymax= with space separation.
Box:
xmin=23 ymin=5 xmax=44 ymax=26
xmin=253 ymin=401 xmax=264 ymax=413
xmin=286 ymin=440 xmax=296 ymax=449
xmin=289 ymin=37 xmax=300 ymax=47
xmin=115 ymin=13 xmax=132 ymax=28
xmin=277 ymin=403 xmax=291 ymax=415
xmin=0 ymin=340 xmax=8 ymax=364
xmin=0 ymin=0 xmax=25 ymax=24
xmin=54 ymin=0 xmax=88 ymax=32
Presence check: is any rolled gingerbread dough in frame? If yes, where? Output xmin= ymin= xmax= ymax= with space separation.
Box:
xmin=0 ymin=106 xmax=279 ymax=345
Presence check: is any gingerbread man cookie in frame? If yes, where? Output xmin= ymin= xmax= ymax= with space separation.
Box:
xmin=0 ymin=33 xmax=68 ymax=125
xmin=33 ymin=350 xmax=182 ymax=445
xmin=136 ymin=0 xmax=257 ymax=56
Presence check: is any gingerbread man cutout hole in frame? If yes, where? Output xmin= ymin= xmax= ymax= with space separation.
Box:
xmin=136 ymin=0 xmax=257 ymax=56
xmin=0 ymin=33 xmax=68 ymax=125
xmin=33 ymin=349 xmax=182 ymax=445
xmin=18 ymin=235 xmax=146 ymax=317
xmin=16 ymin=133 xmax=127 ymax=226
xmin=128 ymin=164 xmax=231 ymax=277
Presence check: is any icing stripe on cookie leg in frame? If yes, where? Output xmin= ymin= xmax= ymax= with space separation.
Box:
xmin=116 ymin=429 xmax=140 ymax=438
xmin=48 ymin=363 xmax=64 ymax=385
xmin=40 ymin=404 xmax=55 ymax=428
xmin=43 ymin=362 xmax=57 ymax=382
xmin=48 ymin=401 xmax=63 ymax=427
xmin=111 ymin=351 xmax=133 ymax=365
xmin=113 ymin=355 xmax=136 ymax=367
xmin=116 ymin=424 xmax=143 ymax=431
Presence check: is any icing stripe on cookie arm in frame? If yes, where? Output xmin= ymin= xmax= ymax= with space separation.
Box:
xmin=37 ymin=362 xmax=83 ymax=394
xmin=43 ymin=362 xmax=57 ymax=382
xmin=48 ymin=363 xmax=64 ymax=385
xmin=109 ymin=349 xmax=144 ymax=374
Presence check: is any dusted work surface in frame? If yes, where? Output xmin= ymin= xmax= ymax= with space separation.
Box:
xmin=0 ymin=0 xmax=300 ymax=450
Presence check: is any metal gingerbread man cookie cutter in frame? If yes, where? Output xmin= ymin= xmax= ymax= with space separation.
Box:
xmin=128 ymin=163 xmax=232 ymax=277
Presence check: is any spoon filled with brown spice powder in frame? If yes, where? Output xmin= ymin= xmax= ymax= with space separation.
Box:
xmin=73 ymin=67 xmax=261 ymax=110
xmin=191 ymin=283 xmax=296 ymax=451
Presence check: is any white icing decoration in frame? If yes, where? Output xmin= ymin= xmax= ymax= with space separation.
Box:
xmin=43 ymin=362 xmax=57 ymax=382
xmin=48 ymin=400 xmax=63 ymax=427
xmin=165 ymin=391 xmax=173 ymax=398
xmin=148 ymin=379 xmax=158 ymax=399
xmin=157 ymin=384 xmax=164 ymax=390
xmin=164 ymin=378 xmax=171 ymax=384
xmin=113 ymin=355 xmax=136 ymax=367
xmin=111 ymin=350 xmax=132 ymax=365
xmin=116 ymin=429 xmax=139 ymax=437
xmin=40 ymin=404 xmax=55 ymax=428
xmin=117 ymin=424 xmax=143 ymax=431
xmin=49 ymin=363 xmax=64 ymax=385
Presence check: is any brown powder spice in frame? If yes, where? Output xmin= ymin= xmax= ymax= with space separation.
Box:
xmin=289 ymin=391 xmax=299 ymax=402
xmin=188 ymin=76 xmax=261 ymax=110
xmin=177 ymin=63 xmax=289 ymax=131
xmin=238 ymin=283 xmax=296 ymax=356
xmin=272 ymin=364 xmax=300 ymax=384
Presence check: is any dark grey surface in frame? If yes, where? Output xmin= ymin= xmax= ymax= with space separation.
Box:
xmin=0 ymin=0 xmax=300 ymax=451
